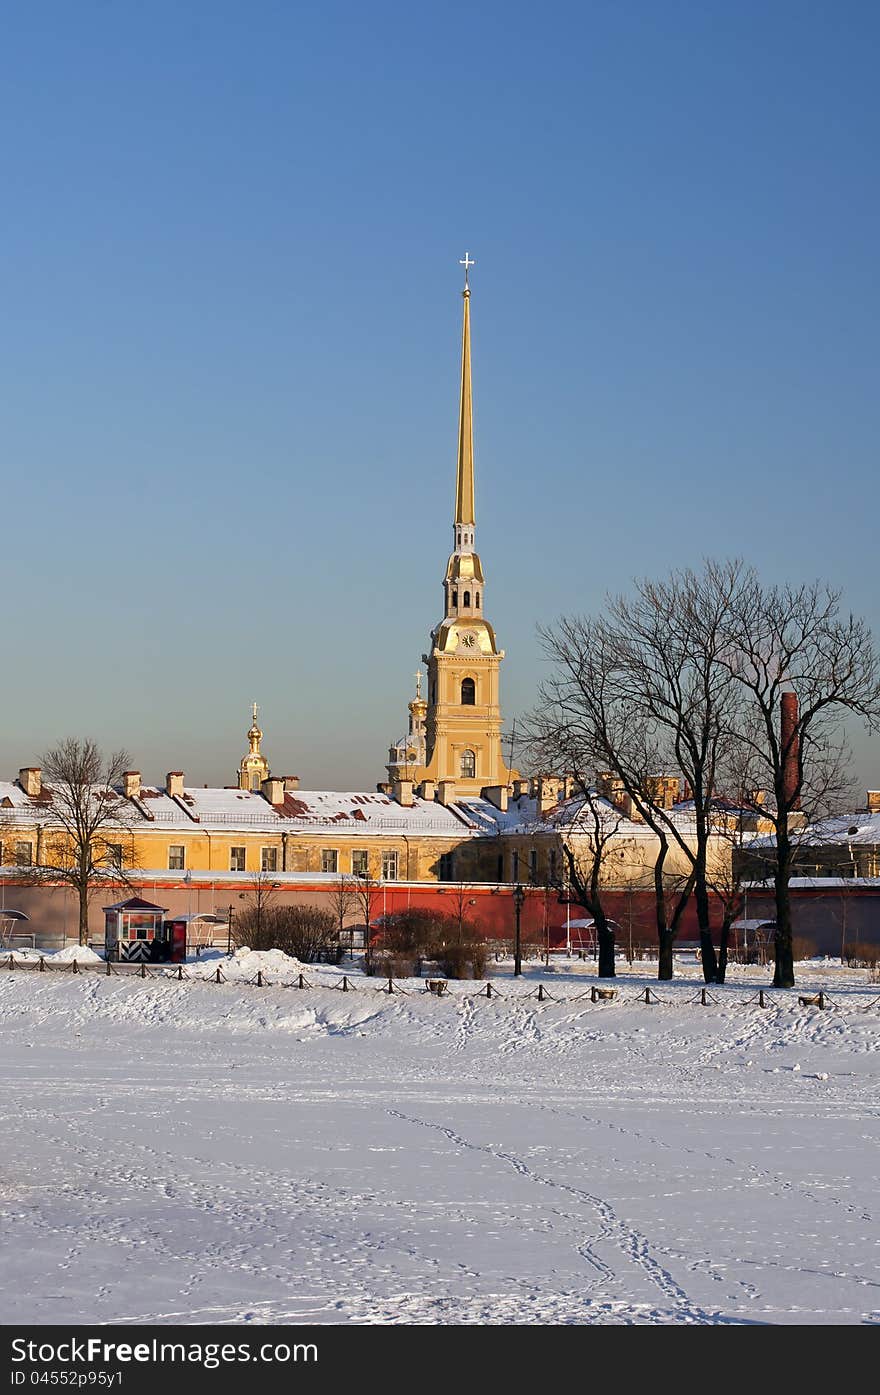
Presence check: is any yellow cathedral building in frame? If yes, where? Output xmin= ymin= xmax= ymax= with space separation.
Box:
xmin=386 ymin=255 xmax=518 ymax=801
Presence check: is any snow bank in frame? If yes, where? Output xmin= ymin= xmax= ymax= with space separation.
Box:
xmin=51 ymin=944 xmax=104 ymax=964
xmin=233 ymin=946 xmax=305 ymax=972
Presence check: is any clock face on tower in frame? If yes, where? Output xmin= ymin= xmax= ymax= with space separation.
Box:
xmin=461 ymin=631 xmax=477 ymax=649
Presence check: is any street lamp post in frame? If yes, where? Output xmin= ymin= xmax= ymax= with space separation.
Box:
xmin=513 ymin=883 xmax=525 ymax=977
xmin=226 ymin=904 xmax=234 ymax=957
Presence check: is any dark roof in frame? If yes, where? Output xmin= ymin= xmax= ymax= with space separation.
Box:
xmin=102 ymin=896 xmax=168 ymax=913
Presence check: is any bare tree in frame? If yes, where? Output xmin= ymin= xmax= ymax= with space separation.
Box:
xmin=526 ymin=684 xmax=626 ymax=977
xmin=599 ymin=561 xmax=747 ymax=982
xmin=557 ymin=794 xmax=625 ymax=978
xmin=246 ymin=870 xmax=281 ymax=941
xmin=28 ymin=739 xmax=139 ymax=946
xmin=532 ymin=614 xmax=697 ymax=979
xmin=352 ymin=872 xmax=382 ymax=969
xmin=447 ymin=881 xmax=479 ymax=944
xmin=328 ymin=875 xmax=358 ymax=953
xmin=720 ymin=576 xmax=880 ymax=987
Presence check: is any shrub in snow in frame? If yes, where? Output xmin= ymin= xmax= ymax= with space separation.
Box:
xmin=234 ymin=904 xmax=338 ymax=964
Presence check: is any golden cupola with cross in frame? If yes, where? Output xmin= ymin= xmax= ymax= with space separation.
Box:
xmin=386 ymin=256 xmax=517 ymax=798
xmin=238 ymin=703 xmax=270 ymax=791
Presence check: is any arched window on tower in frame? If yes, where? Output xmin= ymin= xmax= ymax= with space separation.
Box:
xmin=250 ymin=772 xmax=261 ymax=792
xmin=463 ymin=591 xmax=471 ymax=607
xmin=452 ymin=589 xmax=458 ymax=607
xmin=460 ymin=749 xmax=476 ymax=779
xmin=475 ymin=592 xmax=480 ymax=608
xmin=461 ymin=677 xmax=475 ymax=706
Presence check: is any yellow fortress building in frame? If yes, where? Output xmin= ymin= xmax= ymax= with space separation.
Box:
xmin=0 ymin=259 xmax=746 ymax=949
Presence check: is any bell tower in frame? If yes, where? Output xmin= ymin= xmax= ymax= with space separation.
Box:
xmin=386 ymin=256 xmax=516 ymax=797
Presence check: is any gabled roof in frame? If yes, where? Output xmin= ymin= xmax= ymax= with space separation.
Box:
xmin=103 ymin=896 xmax=167 ymax=912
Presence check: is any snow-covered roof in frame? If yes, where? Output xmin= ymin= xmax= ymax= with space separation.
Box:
xmin=749 ymin=811 xmax=880 ymax=849
xmin=744 ymin=875 xmax=880 ymax=890
xmin=0 ymin=780 xmax=482 ymax=838
xmin=459 ymin=791 xmax=688 ymax=839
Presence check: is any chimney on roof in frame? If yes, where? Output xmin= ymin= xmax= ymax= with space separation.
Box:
xmin=512 ymin=778 xmax=529 ymax=801
xmin=392 ymin=778 xmax=414 ymax=807
xmin=483 ymin=784 xmax=508 ymax=812
xmin=282 ymin=775 xmax=300 ymax=792
xmin=166 ymin=771 xmax=184 ymax=798
xmin=866 ymin=790 xmax=880 ymax=814
xmin=262 ymin=777 xmax=284 ymax=806
xmin=781 ymin=691 xmax=800 ymax=810
xmin=19 ymin=767 xmax=41 ymax=798
xmin=419 ymin=779 xmax=435 ymax=802
xmin=123 ymin=771 xmax=141 ymax=799
xmin=535 ymin=776 xmax=560 ymax=819
xmin=437 ymin=779 xmax=457 ymax=807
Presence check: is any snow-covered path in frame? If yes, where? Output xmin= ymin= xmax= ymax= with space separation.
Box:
xmin=1 ymin=966 xmax=878 ymax=1325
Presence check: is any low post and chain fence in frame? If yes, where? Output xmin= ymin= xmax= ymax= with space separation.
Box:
xmin=3 ymin=951 xmax=880 ymax=1012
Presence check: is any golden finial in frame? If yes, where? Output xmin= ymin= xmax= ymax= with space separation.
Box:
xmin=459 ymin=251 xmax=475 ymax=295
xmin=414 ymin=669 xmax=423 ymax=700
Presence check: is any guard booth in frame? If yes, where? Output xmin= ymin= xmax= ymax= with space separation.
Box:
xmin=104 ymin=896 xmax=175 ymax=963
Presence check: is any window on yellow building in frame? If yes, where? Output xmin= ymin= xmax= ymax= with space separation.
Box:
xmin=351 ymin=849 xmax=368 ymax=877
xmin=168 ymin=845 xmax=185 ymax=871
xmin=321 ymin=849 xmax=338 ymax=874
xmin=261 ymin=847 xmax=278 ymax=873
xmin=230 ymin=847 xmax=246 ymax=872
xmin=461 ymin=749 xmax=476 ymax=778
xmin=105 ymin=844 xmax=124 ymax=869
xmin=381 ymin=850 xmax=398 ymax=880
xmin=14 ymin=841 xmax=33 ymax=867
xmin=461 ymin=677 xmax=475 ymax=705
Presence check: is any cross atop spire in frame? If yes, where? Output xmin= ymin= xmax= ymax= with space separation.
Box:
xmin=414 ymin=669 xmax=423 ymax=700
xmin=459 ymin=251 xmax=475 ymax=293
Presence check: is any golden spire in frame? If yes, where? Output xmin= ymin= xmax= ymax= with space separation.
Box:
xmin=455 ymin=253 xmax=475 ymax=527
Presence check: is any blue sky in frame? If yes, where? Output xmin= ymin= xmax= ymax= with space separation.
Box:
xmin=2 ymin=1 xmax=878 ymax=790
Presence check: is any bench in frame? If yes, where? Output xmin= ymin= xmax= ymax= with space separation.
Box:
xmin=425 ymin=979 xmax=448 ymax=996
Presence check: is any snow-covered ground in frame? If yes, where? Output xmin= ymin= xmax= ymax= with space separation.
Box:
xmin=0 ymin=955 xmax=878 ymax=1326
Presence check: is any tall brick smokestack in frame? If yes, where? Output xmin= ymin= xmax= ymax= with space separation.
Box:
xmin=780 ymin=690 xmax=800 ymax=810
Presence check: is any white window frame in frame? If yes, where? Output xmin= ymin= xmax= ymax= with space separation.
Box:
xmin=14 ymin=840 xmax=33 ymax=867
xmin=261 ymin=846 xmax=278 ymax=873
xmin=230 ymin=846 xmax=247 ymax=873
xmin=351 ymin=849 xmax=369 ymax=877
xmin=321 ymin=849 xmax=339 ymax=875
xmin=168 ymin=844 xmax=186 ymax=872
xmin=381 ymin=849 xmax=399 ymax=881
